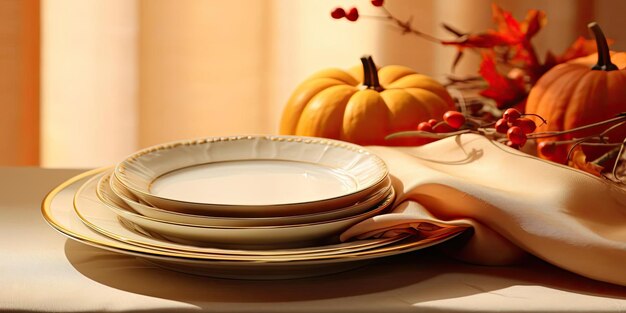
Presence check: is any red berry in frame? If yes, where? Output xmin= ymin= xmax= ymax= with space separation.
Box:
xmin=538 ymin=141 xmax=557 ymax=157
xmin=330 ymin=7 xmax=346 ymax=19
xmin=443 ymin=111 xmax=465 ymax=129
xmin=495 ymin=118 xmax=509 ymax=134
xmin=503 ymin=108 xmax=521 ymax=122
xmin=507 ymin=126 xmax=527 ymax=146
xmin=371 ymin=0 xmax=384 ymax=6
xmin=417 ymin=122 xmax=433 ymax=132
xmin=505 ymin=141 xmax=520 ymax=149
xmin=427 ymin=119 xmax=438 ymax=127
xmin=512 ymin=117 xmax=537 ymax=134
xmin=346 ymin=7 xmax=359 ymax=21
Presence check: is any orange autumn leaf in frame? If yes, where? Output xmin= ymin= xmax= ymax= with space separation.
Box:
xmin=478 ymin=53 xmax=527 ymax=109
xmin=492 ymin=3 xmax=546 ymax=42
xmin=441 ymin=4 xmax=546 ymax=73
xmin=519 ymin=8 xmax=547 ymax=40
xmin=568 ymin=146 xmax=604 ymax=177
xmin=444 ymin=4 xmax=546 ymax=49
xmin=491 ymin=3 xmax=524 ymax=43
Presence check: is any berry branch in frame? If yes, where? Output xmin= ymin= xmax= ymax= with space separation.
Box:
xmin=331 ymin=1 xmax=442 ymax=43
xmin=386 ymin=109 xmax=626 ymax=181
xmin=330 ymin=1 xmax=602 ymax=111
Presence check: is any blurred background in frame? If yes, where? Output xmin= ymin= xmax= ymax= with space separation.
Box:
xmin=2 ymin=0 xmax=625 ymax=168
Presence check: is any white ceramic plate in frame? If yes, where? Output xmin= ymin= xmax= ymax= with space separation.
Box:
xmin=79 ymin=172 xmax=395 ymax=249
xmin=42 ymin=169 xmax=463 ymax=279
xmin=103 ymin=171 xmax=392 ymax=227
xmin=114 ymin=135 xmax=388 ymax=217
xmin=97 ymin=172 xmax=403 ymax=256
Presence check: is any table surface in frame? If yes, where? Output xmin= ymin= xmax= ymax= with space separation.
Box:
xmin=2 ymin=167 xmax=626 ymax=313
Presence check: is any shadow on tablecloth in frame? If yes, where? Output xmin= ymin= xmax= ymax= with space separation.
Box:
xmin=64 ymin=238 xmax=626 ymax=306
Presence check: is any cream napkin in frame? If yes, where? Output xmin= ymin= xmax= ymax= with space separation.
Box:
xmin=340 ymin=134 xmax=626 ymax=286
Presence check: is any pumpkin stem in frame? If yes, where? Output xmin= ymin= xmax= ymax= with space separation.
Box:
xmin=360 ymin=55 xmax=383 ymax=91
xmin=588 ymin=22 xmax=618 ymax=71
xmin=367 ymin=56 xmax=382 ymax=91
xmin=360 ymin=56 xmax=373 ymax=88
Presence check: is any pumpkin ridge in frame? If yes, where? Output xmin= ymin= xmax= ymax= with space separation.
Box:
xmin=295 ymin=85 xmax=357 ymax=138
xmin=611 ymin=71 xmax=626 ymax=112
xmin=606 ymin=71 xmax=626 ymax=141
xmin=340 ymin=90 xmax=391 ymax=145
xmin=620 ymin=69 xmax=626 ymax=85
xmin=527 ymin=64 xmax=582 ymax=114
xmin=530 ymin=66 xmax=585 ymax=129
xmin=553 ymin=70 xmax=596 ymax=134
xmin=536 ymin=68 xmax=589 ymax=138
xmin=381 ymin=89 xmax=430 ymax=130
xmin=604 ymin=71 xmax=623 ymax=118
xmin=565 ymin=71 xmax=606 ymax=132
xmin=279 ymin=78 xmax=348 ymax=134
xmin=378 ymin=65 xmax=417 ymax=86
xmin=386 ymin=74 xmax=454 ymax=107
xmin=403 ymin=88 xmax=451 ymax=117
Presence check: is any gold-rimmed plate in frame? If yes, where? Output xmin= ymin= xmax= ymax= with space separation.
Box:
xmin=103 ymin=171 xmax=393 ymax=227
xmin=79 ymin=171 xmax=395 ymax=250
xmin=113 ymin=135 xmax=389 ymax=217
xmin=42 ymin=169 xmax=464 ymax=279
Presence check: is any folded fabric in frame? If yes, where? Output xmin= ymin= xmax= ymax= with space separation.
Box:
xmin=340 ymin=134 xmax=626 ymax=286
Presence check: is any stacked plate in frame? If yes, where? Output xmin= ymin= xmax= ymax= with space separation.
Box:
xmin=43 ymin=135 xmax=462 ymax=279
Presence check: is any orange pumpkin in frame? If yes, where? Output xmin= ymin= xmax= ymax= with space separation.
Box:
xmin=526 ymin=23 xmax=626 ymax=163
xmin=279 ymin=56 xmax=455 ymax=146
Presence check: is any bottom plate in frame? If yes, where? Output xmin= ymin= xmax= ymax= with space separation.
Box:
xmin=42 ymin=169 xmax=464 ymax=279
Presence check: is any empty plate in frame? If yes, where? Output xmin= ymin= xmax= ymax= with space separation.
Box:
xmin=114 ymin=135 xmax=388 ymax=217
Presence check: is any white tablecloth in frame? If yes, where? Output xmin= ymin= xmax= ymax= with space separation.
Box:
xmin=2 ymin=167 xmax=626 ymax=312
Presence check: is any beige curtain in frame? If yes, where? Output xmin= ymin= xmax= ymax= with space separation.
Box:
xmin=41 ymin=0 xmax=137 ymax=168
xmin=0 ymin=0 xmax=621 ymax=167
xmin=138 ymin=0 xmax=271 ymax=147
